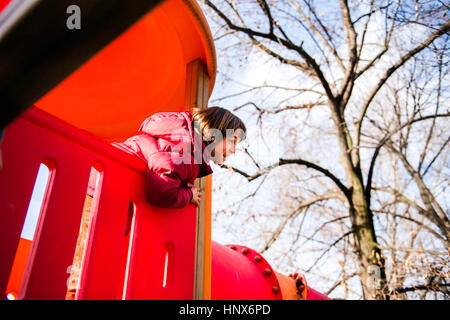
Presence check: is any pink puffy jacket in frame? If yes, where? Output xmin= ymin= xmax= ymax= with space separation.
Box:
xmin=110 ymin=111 xmax=213 ymax=208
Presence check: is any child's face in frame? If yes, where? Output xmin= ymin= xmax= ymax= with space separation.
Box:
xmin=210 ymin=135 xmax=238 ymax=166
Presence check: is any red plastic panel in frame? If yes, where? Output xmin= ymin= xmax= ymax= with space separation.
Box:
xmin=5 ymin=163 xmax=51 ymax=300
xmin=0 ymin=143 xmax=40 ymax=299
xmin=124 ymin=202 xmax=198 ymax=299
xmin=0 ymin=106 xmax=198 ymax=299
xmin=211 ymin=242 xmax=282 ymax=300
xmin=0 ymin=109 xmax=94 ymax=299
xmin=5 ymin=238 xmax=31 ymax=300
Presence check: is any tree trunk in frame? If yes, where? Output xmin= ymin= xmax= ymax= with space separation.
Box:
xmin=333 ymin=99 xmax=388 ymax=299
xmin=350 ymin=181 xmax=388 ymax=299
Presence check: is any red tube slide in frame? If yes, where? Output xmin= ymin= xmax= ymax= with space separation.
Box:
xmin=211 ymin=241 xmax=330 ymax=300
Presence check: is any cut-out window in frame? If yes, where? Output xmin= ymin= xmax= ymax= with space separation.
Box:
xmin=162 ymin=242 xmax=174 ymax=288
xmin=6 ymin=163 xmax=51 ymax=300
xmin=117 ymin=200 xmax=136 ymax=300
xmin=65 ymin=166 xmax=101 ymax=300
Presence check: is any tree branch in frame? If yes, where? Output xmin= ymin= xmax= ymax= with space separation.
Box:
xmin=224 ymin=157 xmax=351 ymax=201
xmin=234 ymin=101 xmax=326 ymax=115
xmin=286 ymin=0 xmax=346 ymax=72
xmin=365 ymin=113 xmax=450 ymax=208
xmin=355 ymin=20 xmax=450 ymax=151
xmin=212 ymin=84 xmax=324 ymax=103
xmin=386 ymin=140 xmax=449 ymax=236
xmin=372 ymin=202 xmax=448 ymax=244
xmin=256 ymin=0 xmax=274 ymax=34
xmin=306 ymin=231 xmax=352 ymax=272
xmin=279 ymin=158 xmax=352 ymax=200
xmin=325 ymin=272 xmax=358 ymax=296
xmin=392 ymin=283 xmax=450 ymax=295
xmin=204 ymin=0 xmax=336 ymax=101
xmin=355 ymin=1 xmax=398 ymax=79
xmin=338 ymin=0 xmax=358 ymax=108
xmin=261 ymin=194 xmax=338 ymax=253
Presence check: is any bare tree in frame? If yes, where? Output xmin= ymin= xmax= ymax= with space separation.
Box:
xmin=202 ymin=0 xmax=449 ymax=299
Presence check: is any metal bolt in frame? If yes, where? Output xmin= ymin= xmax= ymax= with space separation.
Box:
xmin=241 ymin=248 xmax=249 ymax=255
xmin=254 ymin=256 xmax=262 ymax=263
xmin=265 ymin=268 xmax=272 ymax=276
xmin=229 ymin=245 xmax=236 ymax=251
xmin=272 ymin=286 xmax=279 ymax=294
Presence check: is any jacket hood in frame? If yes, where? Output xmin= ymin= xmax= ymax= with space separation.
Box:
xmin=138 ymin=111 xmax=213 ymax=176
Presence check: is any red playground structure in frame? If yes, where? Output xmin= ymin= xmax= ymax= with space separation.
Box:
xmin=0 ymin=0 xmax=330 ymax=300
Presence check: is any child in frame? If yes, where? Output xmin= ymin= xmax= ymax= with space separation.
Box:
xmin=113 ymin=106 xmax=247 ymax=208
xmin=66 ymin=106 xmax=246 ymax=299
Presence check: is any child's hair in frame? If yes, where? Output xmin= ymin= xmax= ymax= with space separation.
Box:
xmin=191 ymin=106 xmax=246 ymax=143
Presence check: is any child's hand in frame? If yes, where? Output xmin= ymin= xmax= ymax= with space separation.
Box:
xmin=188 ymin=183 xmax=202 ymax=207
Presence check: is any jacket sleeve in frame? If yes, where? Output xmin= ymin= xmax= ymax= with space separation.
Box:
xmin=145 ymin=152 xmax=194 ymax=209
